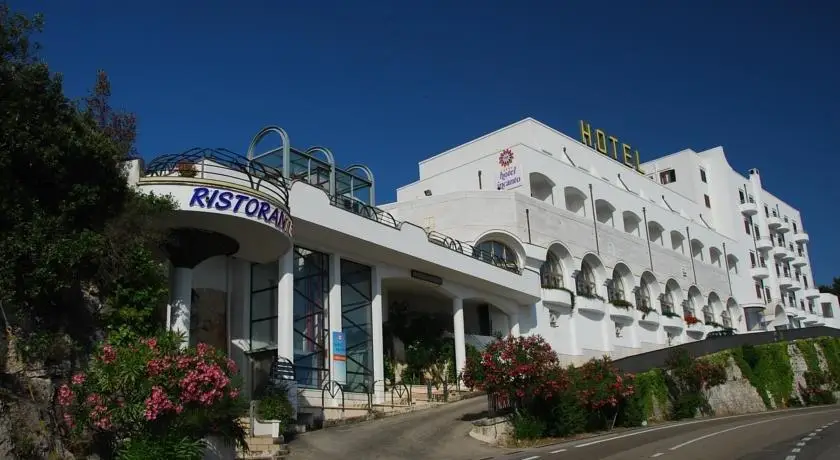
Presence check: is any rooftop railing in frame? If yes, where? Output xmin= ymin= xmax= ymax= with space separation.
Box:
xmin=144 ymin=148 xmax=290 ymax=208
xmin=427 ymin=231 xmax=521 ymax=274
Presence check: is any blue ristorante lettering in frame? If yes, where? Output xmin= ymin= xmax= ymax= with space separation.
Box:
xmin=257 ymin=202 xmax=271 ymax=221
xmin=232 ymin=194 xmax=249 ymax=212
xmin=244 ymin=198 xmax=259 ymax=216
xmin=215 ymin=191 xmax=233 ymax=210
xmin=206 ymin=189 xmax=220 ymax=208
xmin=189 ymin=187 xmax=209 ymax=207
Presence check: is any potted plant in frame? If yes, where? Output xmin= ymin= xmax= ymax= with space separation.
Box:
xmin=176 ymin=161 xmax=197 ymax=178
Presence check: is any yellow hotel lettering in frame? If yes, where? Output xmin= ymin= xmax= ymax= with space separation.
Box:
xmin=579 ymin=120 xmax=643 ymax=172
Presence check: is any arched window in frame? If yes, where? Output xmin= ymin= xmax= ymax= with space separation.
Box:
xmin=475 ymin=240 xmax=516 ymax=265
xmin=577 ymin=260 xmax=597 ymax=297
xmin=702 ymin=304 xmax=714 ymax=324
xmin=721 ymin=310 xmax=732 ymax=328
xmin=638 ymin=277 xmax=652 ymax=310
xmin=540 ymin=252 xmax=563 ymax=289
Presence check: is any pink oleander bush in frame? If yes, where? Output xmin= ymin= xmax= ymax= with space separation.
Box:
xmin=57 ymin=332 xmax=247 ymax=459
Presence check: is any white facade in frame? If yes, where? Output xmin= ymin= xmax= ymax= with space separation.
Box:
xmin=389 ymin=117 xmax=839 ymax=362
xmin=129 ymin=119 xmax=839 ymax=423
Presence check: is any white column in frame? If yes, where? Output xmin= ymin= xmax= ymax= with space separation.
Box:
xmin=509 ymin=308 xmax=520 ymax=336
xmin=169 ymin=267 xmax=193 ymax=348
xmin=277 ymin=250 xmax=295 ymax=362
xmin=371 ymin=266 xmax=385 ymax=403
xmin=328 ymin=254 xmax=344 ymax=387
xmin=453 ymin=297 xmax=466 ymax=380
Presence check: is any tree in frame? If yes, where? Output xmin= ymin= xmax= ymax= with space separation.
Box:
xmin=0 ymin=5 xmax=173 ymax=365
xmin=818 ymin=277 xmax=840 ymax=297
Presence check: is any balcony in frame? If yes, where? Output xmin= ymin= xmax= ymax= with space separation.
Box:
xmin=750 ymin=264 xmax=769 ymax=279
xmin=577 ymin=295 xmax=606 ymax=315
xmin=661 ymin=313 xmax=684 ymax=330
xmin=782 ymin=250 xmax=795 ymax=262
xmin=755 ymin=237 xmax=773 ymax=251
xmin=767 ymin=216 xmax=782 ymax=229
xmin=609 ymin=302 xmax=635 ymax=321
xmin=785 ymin=306 xmax=798 ymax=317
xmin=773 ymin=247 xmax=789 ymax=259
xmin=804 ymin=288 xmax=821 ymax=299
xmin=791 ymin=256 xmax=807 ymax=267
xmin=777 ymin=220 xmax=791 ymax=233
xmin=793 ymin=232 xmax=810 ymax=243
xmin=739 ymin=201 xmax=758 ymax=216
xmin=541 ymin=274 xmax=574 ymax=309
xmin=794 ymin=309 xmax=807 ymax=320
xmin=789 ymin=280 xmax=802 ymax=291
xmin=778 ymin=276 xmax=793 ymax=288
xmin=636 ymin=302 xmax=660 ymax=326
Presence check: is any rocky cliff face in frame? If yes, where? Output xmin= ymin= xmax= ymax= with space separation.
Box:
xmin=704 ymin=356 xmax=767 ymax=416
xmin=0 ymin=335 xmax=75 ymax=459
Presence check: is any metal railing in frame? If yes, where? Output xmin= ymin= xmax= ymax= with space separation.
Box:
xmin=541 ymin=273 xmax=564 ymax=289
xmin=329 ymin=195 xmax=400 ymax=229
xmin=427 ymin=231 xmax=521 ymax=274
xmin=144 ymin=147 xmax=290 ymax=207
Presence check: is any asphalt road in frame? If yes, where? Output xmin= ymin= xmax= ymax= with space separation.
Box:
xmin=287 ymin=395 xmax=515 ymax=460
xmin=491 ymin=405 xmax=840 ymax=460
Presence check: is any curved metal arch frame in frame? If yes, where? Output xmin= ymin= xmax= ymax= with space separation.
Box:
xmin=143 ymin=147 xmax=290 ymax=207
xmin=305 ymin=146 xmax=337 ymax=196
xmin=247 ymin=126 xmax=292 ymax=179
xmin=345 ymin=164 xmax=376 ymax=206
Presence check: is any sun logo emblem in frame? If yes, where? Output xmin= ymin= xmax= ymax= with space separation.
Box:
xmin=498 ymin=148 xmax=514 ymax=167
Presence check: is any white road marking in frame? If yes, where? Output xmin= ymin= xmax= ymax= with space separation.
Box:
xmin=802 ymin=437 xmax=812 ymax=441
xmin=549 ymin=449 xmax=567 ymax=454
xmin=785 ymin=456 xmax=796 ymax=460
xmin=651 ymin=453 xmax=664 ymax=458
xmin=792 ymin=448 xmax=801 ymax=453
xmin=521 ymin=456 xmax=540 ymax=460
xmin=797 ymin=442 xmax=806 ymax=447
xmin=816 ymin=428 xmax=823 ymax=431
xmin=809 ymin=432 xmax=816 ymax=436
xmin=573 ymin=407 xmax=840 ymax=448
xmin=668 ymin=418 xmax=775 ymax=450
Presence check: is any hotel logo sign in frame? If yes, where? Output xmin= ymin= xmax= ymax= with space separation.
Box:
xmin=579 ymin=120 xmax=643 ymax=172
xmin=496 ymin=148 xmax=522 ymax=190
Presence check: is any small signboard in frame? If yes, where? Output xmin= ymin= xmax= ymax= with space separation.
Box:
xmin=332 ymin=331 xmax=347 ymax=384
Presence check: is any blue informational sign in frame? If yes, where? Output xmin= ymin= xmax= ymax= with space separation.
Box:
xmin=332 ymin=331 xmax=346 ymax=384
xmin=332 ymin=331 xmax=346 ymax=357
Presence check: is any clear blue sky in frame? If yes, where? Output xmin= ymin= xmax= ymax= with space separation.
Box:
xmin=18 ymin=1 xmax=840 ymax=283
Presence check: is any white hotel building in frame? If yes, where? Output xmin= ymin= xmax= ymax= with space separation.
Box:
xmin=126 ymin=118 xmax=838 ymax=411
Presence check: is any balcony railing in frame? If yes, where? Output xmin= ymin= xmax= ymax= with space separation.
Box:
xmin=427 ymin=231 xmax=521 ymax=274
xmin=576 ymin=279 xmax=598 ymax=298
xmin=144 ymin=148 xmax=291 ymax=207
xmin=660 ymin=300 xmax=675 ymax=315
xmin=330 ymin=195 xmax=400 ymax=229
xmin=541 ymin=273 xmax=564 ymax=289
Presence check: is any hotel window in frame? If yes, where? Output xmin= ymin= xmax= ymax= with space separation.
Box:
xmin=700 ymin=168 xmax=707 ymax=183
xmin=753 ymin=225 xmax=760 ymax=238
xmin=659 ymin=169 xmax=676 ymax=184
xmin=475 ymin=240 xmax=517 ymax=266
xmin=793 ymin=221 xmax=798 ymax=233
xmin=738 ymin=190 xmax=745 ymax=204
xmin=800 ymin=300 xmax=806 ymax=310
xmin=764 ymin=287 xmax=772 ymax=302
xmin=754 ymin=282 xmax=762 ymax=297
xmin=704 ymin=194 xmax=711 ymax=208
xmin=749 ymin=251 xmax=756 ymax=268
xmin=744 ymin=218 xmax=751 ymax=235
xmin=764 ymin=205 xmax=770 ymax=217
xmin=803 ymin=276 xmax=809 ymax=288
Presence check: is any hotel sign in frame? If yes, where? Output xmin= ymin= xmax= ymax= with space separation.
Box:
xmin=579 ymin=120 xmax=643 ymax=172
xmin=189 ymin=186 xmax=293 ymax=235
xmin=496 ymin=148 xmax=522 ymax=190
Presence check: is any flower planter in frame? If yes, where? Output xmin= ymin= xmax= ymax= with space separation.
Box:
xmin=576 ymin=296 xmax=606 ymax=315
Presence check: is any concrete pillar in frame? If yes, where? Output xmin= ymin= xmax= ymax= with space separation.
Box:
xmin=453 ymin=297 xmax=466 ymax=380
xmin=371 ymin=266 xmax=385 ymax=403
xmin=328 ymin=254 xmax=344 ymax=387
xmin=277 ymin=250 xmax=295 ymax=363
xmin=168 ymin=266 xmax=193 ymax=348
xmin=509 ymin=309 xmax=520 ymax=336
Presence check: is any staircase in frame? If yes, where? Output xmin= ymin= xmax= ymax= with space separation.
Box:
xmin=237 ymin=417 xmax=289 ymax=460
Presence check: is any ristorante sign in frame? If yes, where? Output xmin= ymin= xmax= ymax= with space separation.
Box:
xmin=579 ymin=120 xmax=643 ymax=172
xmin=188 ymin=186 xmax=293 ymax=235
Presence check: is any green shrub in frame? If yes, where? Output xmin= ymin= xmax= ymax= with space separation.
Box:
xmin=510 ymin=409 xmax=547 ymax=440
xmin=633 ymin=369 xmax=669 ymax=420
xmin=255 ymin=384 xmax=295 ymax=430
